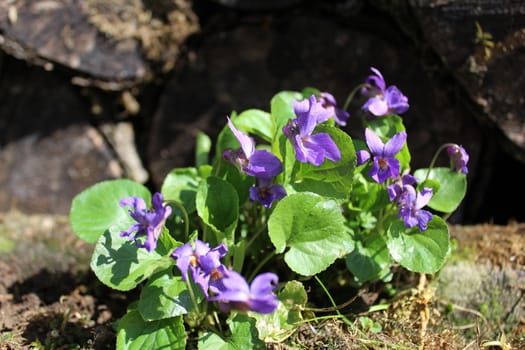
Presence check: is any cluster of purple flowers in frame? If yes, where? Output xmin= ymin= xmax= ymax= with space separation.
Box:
xmin=356 ymin=128 xmax=469 ymax=231
xmin=283 ymin=94 xmax=344 ymax=166
xmin=172 ymin=240 xmax=279 ymax=314
xmin=387 ymin=174 xmax=434 ymax=232
xmin=223 ymin=118 xmax=286 ymax=209
xmin=355 ymin=128 xmax=433 ymax=231
xmin=119 ymin=193 xmax=279 ymax=314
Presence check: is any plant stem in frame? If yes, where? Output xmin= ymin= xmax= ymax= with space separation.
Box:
xmin=424 ymin=143 xmax=456 ymax=182
xmin=184 ymin=274 xmax=200 ymax=315
xmin=167 ymin=200 xmax=190 ymax=242
xmin=343 ymin=83 xmax=370 ymax=111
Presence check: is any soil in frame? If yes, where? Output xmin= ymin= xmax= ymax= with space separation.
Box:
xmin=0 ymin=210 xmax=523 ymax=349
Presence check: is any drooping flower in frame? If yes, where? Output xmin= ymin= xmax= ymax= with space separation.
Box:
xmin=398 ymin=186 xmax=434 ymax=231
xmin=208 ymin=269 xmax=279 ymax=314
xmin=317 ymin=92 xmax=350 ymax=126
xmin=171 ymin=240 xmax=228 ymax=296
xmin=364 ymin=128 xmax=406 ymax=183
xmin=249 ymin=178 xmax=287 ymax=209
xmin=446 ymin=144 xmax=469 ymax=174
xmin=119 ymin=192 xmax=172 ymax=252
xmin=223 ymin=117 xmax=283 ymax=179
xmin=361 ymin=67 xmax=409 ymax=117
xmin=283 ymin=95 xmax=341 ymax=166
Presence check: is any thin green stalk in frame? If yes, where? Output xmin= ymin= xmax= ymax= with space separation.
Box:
xmin=424 ymin=143 xmax=456 ymax=182
xmin=314 ymin=275 xmax=363 ymax=334
xmin=184 ymin=273 xmax=200 ymax=315
xmin=343 ymin=83 xmax=371 ymax=111
xmin=166 ymin=199 xmax=190 ymax=242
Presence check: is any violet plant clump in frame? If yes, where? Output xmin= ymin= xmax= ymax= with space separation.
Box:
xmin=69 ymin=67 xmax=469 ymax=349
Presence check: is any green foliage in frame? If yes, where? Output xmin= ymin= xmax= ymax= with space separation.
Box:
xmin=69 ymin=85 xmax=469 ymax=349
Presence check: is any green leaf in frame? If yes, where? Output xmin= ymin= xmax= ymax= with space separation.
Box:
xmin=268 ymin=193 xmax=353 ymax=276
xmin=345 ymin=233 xmax=392 ymax=285
xmin=252 ymin=280 xmax=307 ymax=343
xmin=233 ymin=109 xmax=274 ymax=142
xmin=350 ymin=173 xmax=390 ymax=212
xmin=116 ymin=310 xmax=186 ymax=350
xmin=161 ymin=167 xmax=200 ymax=215
xmin=413 ymin=167 xmax=467 ymax=213
xmin=196 ymin=176 xmax=239 ymax=244
xmin=70 ymin=179 xmax=150 ymax=243
xmin=292 ymin=125 xmax=355 ymax=199
xmin=386 ymin=216 xmax=450 ymax=274
xmin=138 ymin=271 xmax=203 ymax=321
xmin=198 ymin=314 xmax=265 ymax=350
xmin=196 ymin=132 xmax=212 ymax=167
xmin=90 ymin=227 xmax=174 ymax=291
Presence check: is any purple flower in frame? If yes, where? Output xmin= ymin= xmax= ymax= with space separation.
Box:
xmin=249 ymin=178 xmax=286 ymax=208
xmin=361 ymin=67 xmax=409 ymax=117
xmin=356 ymin=149 xmax=371 ymax=166
xmin=119 ymin=192 xmax=172 ymax=252
xmin=387 ymin=174 xmax=417 ymax=204
xmin=209 ymin=269 xmax=279 ymax=314
xmin=364 ymin=128 xmax=406 ymax=183
xmin=398 ymin=186 xmax=433 ymax=231
xmin=171 ymin=240 xmax=228 ymax=296
xmin=223 ymin=117 xmax=283 ymax=179
xmin=446 ymin=144 xmax=469 ymax=174
xmin=283 ymin=95 xmax=341 ymax=166
xmin=317 ymin=92 xmax=350 ymax=126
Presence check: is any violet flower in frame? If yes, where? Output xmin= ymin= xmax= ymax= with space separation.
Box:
xmin=361 ymin=67 xmax=409 ymax=117
xmin=171 ymin=240 xmax=228 ymax=296
xmin=283 ymin=95 xmax=341 ymax=166
xmin=317 ymin=92 xmax=350 ymax=126
xmin=209 ymin=269 xmax=279 ymax=314
xmin=364 ymin=128 xmax=406 ymax=183
xmin=387 ymin=174 xmax=417 ymax=205
xmin=446 ymin=144 xmax=469 ymax=174
xmin=398 ymin=186 xmax=434 ymax=232
xmin=249 ymin=178 xmax=287 ymax=209
xmin=119 ymin=192 xmax=172 ymax=252
xmin=223 ymin=117 xmax=283 ymax=179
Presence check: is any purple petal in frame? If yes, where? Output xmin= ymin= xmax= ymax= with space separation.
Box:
xmin=362 ymin=67 xmax=386 ymax=96
xmin=227 ymin=117 xmax=254 ymax=158
xmin=172 ymin=243 xmax=195 ymax=280
xmin=245 ymin=150 xmax=283 ymax=179
xmin=307 ymin=133 xmax=341 ymax=163
xmin=385 ymin=157 xmax=401 ymax=180
xmin=295 ymin=95 xmax=318 ymax=136
xmin=364 ymin=96 xmax=389 ymax=116
xmin=415 ymin=188 xmax=433 ymax=209
xmin=385 ymin=86 xmax=409 ymax=114
xmin=120 ymin=196 xmax=147 ymax=212
xmin=248 ymin=295 xmax=279 ymax=314
xmin=364 ymin=128 xmax=385 ymax=156
xmin=383 ymin=131 xmax=407 ymax=157
xmin=416 ymin=210 xmax=433 ymax=231
xmin=356 ymin=150 xmax=370 ymax=165
xmin=250 ymin=273 xmax=278 ymax=296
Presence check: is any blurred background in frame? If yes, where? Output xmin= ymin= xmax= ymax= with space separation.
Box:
xmin=1 ymin=0 xmax=525 ymax=225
